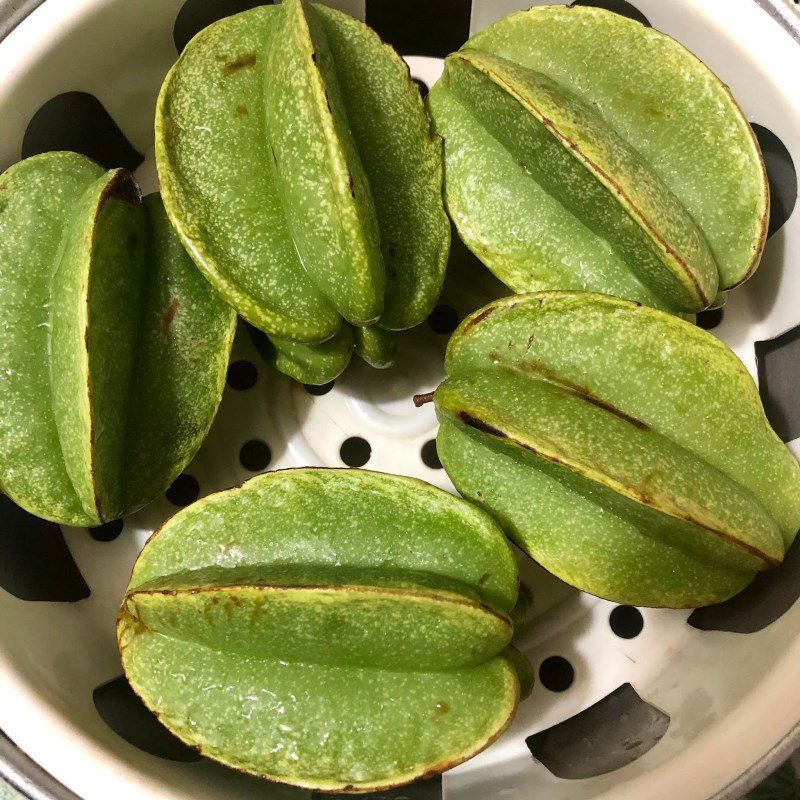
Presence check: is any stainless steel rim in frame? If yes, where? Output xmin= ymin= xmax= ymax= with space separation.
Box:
xmin=753 ymin=0 xmax=800 ymax=43
xmin=0 ymin=0 xmax=45 ymax=42
xmin=0 ymin=0 xmax=798 ymax=798
xmin=0 ymin=731 xmax=80 ymax=800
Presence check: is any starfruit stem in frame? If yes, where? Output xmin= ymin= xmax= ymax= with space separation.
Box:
xmin=414 ymin=392 xmax=434 ymax=408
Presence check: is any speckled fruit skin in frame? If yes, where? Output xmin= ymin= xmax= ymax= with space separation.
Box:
xmin=428 ymin=5 xmax=768 ymax=314
xmin=118 ymin=468 xmax=531 ymax=793
xmin=429 ymin=292 xmax=800 ymax=609
xmin=156 ymin=0 xmax=449 ymax=384
xmin=0 ymin=152 xmax=236 ymax=526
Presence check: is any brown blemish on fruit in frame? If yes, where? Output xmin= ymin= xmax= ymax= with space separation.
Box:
xmin=129 ymin=584 xmax=511 ymax=624
xmin=222 ymin=53 xmax=256 ymax=76
xmin=697 ymin=520 xmax=778 ymax=566
xmin=459 ymin=406 xmax=778 ymax=569
xmin=461 ymin=305 xmax=495 ymax=333
xmin=519 ymin=360 xmax=650 ymax=430
xmin=579 ymin=393 xmax=649 ymax=429
xmin=161 ymin=298 xmax=180 ymax=336
xmin=458 ymin=412 xmax=506 ymax=439
xmin=478 ymin=572 xmax=491 ymax=586
xmin=434 ymin=701 xmax=450 ymax=716
xmin=234 ymin=105 xmax=249 ymax=117
xmin=115 ymin=603 xmax=150 ymax=653
xmin=639 ymin=471 xmax=659 ymax=501
xmin=91 ymin=170 xmax=138 ymax=234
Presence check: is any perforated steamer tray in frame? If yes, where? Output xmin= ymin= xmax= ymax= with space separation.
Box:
xmin=0 ymin=1 xmax=798 ymax=799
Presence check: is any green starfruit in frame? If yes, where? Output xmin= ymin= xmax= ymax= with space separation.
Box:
xmin=267 ymin=326 xmax=355 ymax=386
xmin=156 ymin=0 xmax=449 ymax=382
xmin=118 ymin=468 xmax=530 ymax=792
xmin=423 ymin=292 xmax=800 ymax=608
xmin=427 ymin=6 xmax=768 ymax=314
xmin=0 ymin=152 xmax=235 ymax=526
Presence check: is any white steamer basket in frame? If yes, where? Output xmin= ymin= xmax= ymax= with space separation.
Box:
xmin=0 ymin=1 xmax=799 ymax=799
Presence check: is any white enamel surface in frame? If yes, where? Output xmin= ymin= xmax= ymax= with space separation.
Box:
xmin=0 ymin=1 xmax=798 ymax=799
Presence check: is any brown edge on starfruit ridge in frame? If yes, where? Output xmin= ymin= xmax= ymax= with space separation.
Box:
xmin=314 ymin=3 xmax=450 ymax=332
xmin=461 ymin=303 xmax=498 ymax=332
xmin=450 ymin=50 xmax=712 ymax=310
xmin=116 ymin=605 xmax=522 ymax=795
xmin=81 ymin=167 xmax=141 ymax=524
xmin=455 ymin=296 xmax=524 ymax=338
xmin=509 ymin=357 xmax=651 ymax=430
xmin=124 ymin=582 xmax=513 ymax=635
xmin=596 ymin=6 xmax=769 ymax=289
xmin=454 ymin=409 xmax=780 ymax=570
xmin=154 ymin=8 xmax=341 ymax=345
xmin=120 ymin=582 xmax=512 ymax=678
xmin=280 ymin=0 xmax=386 ymax=329
xmin=447 ymin=291 xmax=780 ymax=434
